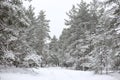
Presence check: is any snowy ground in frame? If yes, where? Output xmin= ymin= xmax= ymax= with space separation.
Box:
xmin=0 ymin=67 xmax=119 ymax=80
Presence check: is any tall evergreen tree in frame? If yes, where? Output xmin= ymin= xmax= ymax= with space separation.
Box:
xmin=63 ymin=0 xmax=93 ymax=70
xmin=35 ymin=10 xmax=50 ymax=56
xmin=0 ymin=0 xmax=31 ymax=66
xmin=48 ymin=36 xmax=60 ymax=66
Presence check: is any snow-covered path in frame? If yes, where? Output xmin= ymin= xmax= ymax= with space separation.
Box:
xmin=0 ymin=67 xmax=118 ymax=80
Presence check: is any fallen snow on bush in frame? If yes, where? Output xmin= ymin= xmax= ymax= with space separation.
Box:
xmin=4 ymin=50 xmax=15 ymax=60
xmin=0 ymin=67 xmax=118 ymax=80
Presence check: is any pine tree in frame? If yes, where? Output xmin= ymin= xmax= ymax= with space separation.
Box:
xmin=89 ymin=0 xmax=120 ymax=74
xmin=59 ymin=28 xmax=71 ymax=66
xmin=35 ymin=10 xmax=50 ymax=56
xmin=48 ymin=36 xmax=60 ymax=66
xmin=105 ymin=0 xmax=120 ymax=71
xmin=0 ymin=0 xmax=31 ymax=66
xmin=63 ymin=0 xmax=93 ymax=70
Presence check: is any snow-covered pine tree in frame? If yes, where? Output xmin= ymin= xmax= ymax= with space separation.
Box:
xmin=48 ymin=36 xmax=60 ymax=66
xmin=0 ymin=0 xmax=31 ymax=67
xmin=63 ymin=0 xmax=93 ymax=70
xmin=59 ymin=28 xmax=71 ymax=67
xmin=90 ymin=0 xmax=120 ymax=74
xmin=105 ymin=0 xmax=120 ymax=71
xmin=34 ymin=10 xmax=50 ymax=55
xmin=30 ymin=10 xmax=50 ymax=67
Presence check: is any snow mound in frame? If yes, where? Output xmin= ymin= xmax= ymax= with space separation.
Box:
xmin=0 ymin=67 xmax=118 ymax=80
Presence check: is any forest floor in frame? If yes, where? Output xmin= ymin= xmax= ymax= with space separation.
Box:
xmin=0 ymin=67 xmax=119 ymax=80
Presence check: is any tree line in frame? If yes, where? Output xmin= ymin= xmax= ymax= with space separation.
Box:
xmin=0 ymin=0 xmax=120 ymax=74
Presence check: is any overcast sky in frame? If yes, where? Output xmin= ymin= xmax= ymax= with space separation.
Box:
xmin=24 ymin=0 xmax=92 ymax=38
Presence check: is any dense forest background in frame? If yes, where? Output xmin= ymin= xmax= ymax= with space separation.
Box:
xmin=0 ymin=0 xmax=120 ymax=74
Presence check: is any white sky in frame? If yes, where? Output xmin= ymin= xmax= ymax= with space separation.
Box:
xmin=23 ymin=0 xmax=92 ymax=38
